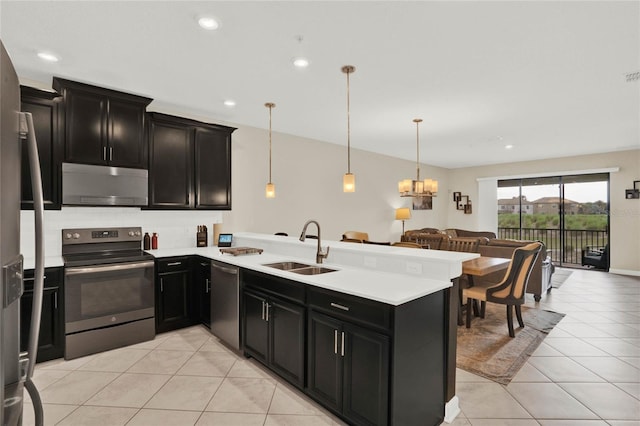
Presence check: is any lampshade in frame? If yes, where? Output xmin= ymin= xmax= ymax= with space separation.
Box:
xmin=343 ymin=173 xmax=355 ymax=193
xmin=265 ymin=182 xmax=275 ymax=198
xmin=395 ymin=207 xmax=411 ymax=220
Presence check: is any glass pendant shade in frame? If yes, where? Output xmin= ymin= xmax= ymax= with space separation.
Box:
xmin=343 ymin=172 xmax=355 ymax=193
xmin=265 ymin=182 xmax=275 ymax=198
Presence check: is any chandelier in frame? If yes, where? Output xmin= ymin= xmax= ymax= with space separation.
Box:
xmin=398 ymin=118 xmax=438 ymax=197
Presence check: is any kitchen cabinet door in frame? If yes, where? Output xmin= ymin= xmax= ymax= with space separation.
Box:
xmin=156 ymin=267 xmax=193 ymax=333
xmin=62 ymin=88 xmax=106 ymax=165
xmin=20 ymin=268 xmax=64 ymax=362
xmin=307 ymin=311 xmax=343 ymax=412
xmin=269 ymin=298 xmax=305 ymax=388
xmin=20 ymin=86 xmax=62 ymax=210
xmin=242 ymin=289 xmax=269 ymax=364
xmin=342 ymin=323 xmax=390 ymax=426
xmin=107 ymin=98 xmax=147 ymax=168
xmin=194 ymin=127 xmax=232 ymax=209
xmin=148 ymin=117 xmax=193 ymax=208
xmin=195 ymin=258 xmax=211 ymax=327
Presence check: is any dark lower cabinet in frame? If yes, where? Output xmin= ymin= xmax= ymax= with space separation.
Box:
xmin=194 ymin=258 xmax=211 ymax=328
xmin=20 ymin=268 xmax=64 ymax=363
xmin=242 ymin=288 xmax=305 ymax=388
xmin=155 ymin=257 xmax=194 ymax=333
xmin=308 ymin=311 xmax=389 ymax=426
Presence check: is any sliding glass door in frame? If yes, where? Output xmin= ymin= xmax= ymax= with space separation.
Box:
xmin=497 ymin=173 xmax=609 ymax=268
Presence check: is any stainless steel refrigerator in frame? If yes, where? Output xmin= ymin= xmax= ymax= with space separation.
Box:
xmin=1 ymin=40 xmax=46 ymax=426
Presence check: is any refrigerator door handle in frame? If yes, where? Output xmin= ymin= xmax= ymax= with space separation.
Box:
xmin=21 ymin=112 xmax=45 ymax=381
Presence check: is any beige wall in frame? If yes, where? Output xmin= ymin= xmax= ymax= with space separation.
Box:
xmin=221 ymin=124 xmax=450 ymax=243
xmin=448 ymin=150 xmax=640 ymax=274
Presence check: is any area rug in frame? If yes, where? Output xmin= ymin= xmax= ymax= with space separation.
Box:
xmin=551 ymin=268 xmax=573 ymax=289
xmin=456 ymin=304 xmax=565 ymax=385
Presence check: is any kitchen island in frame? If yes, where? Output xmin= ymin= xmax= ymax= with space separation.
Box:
xmin=150 ymin=232 xmax=478 ymax=425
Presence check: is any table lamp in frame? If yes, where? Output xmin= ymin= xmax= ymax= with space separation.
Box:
xmin=395 ymin=207 xmax=411 ymax=234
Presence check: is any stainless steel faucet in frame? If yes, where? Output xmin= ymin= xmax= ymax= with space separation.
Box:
xmin=299 ymin=219 xmax=330 ymax=264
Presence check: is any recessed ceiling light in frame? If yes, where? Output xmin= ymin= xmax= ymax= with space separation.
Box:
xmin=223 ymin=100 xmax=236 ymax=107
xmin=293 ymin=57 xmax=309 ymax=68
xmin=198 ymin=16 xmax=219 ymax=30
xmin=37 ymin=52 xmax=59 ymax=62
xmin=505 ymin=144 xmax=514 ymax=150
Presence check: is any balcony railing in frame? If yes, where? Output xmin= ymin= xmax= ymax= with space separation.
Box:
xmin=497 ymin=227 xmax=608 ymax=266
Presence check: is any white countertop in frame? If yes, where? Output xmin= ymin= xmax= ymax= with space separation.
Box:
xmin=147 ymin=233 xmax=478 ymax=306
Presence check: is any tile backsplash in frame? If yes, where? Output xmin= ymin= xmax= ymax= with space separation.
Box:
xmin=20 ymin=207 xmax=223 ymax=258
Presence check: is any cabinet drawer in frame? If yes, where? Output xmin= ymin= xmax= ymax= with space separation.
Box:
xmin=23 ymin=267 xmax=63 ymax=291
xmin=308 ymin=287 xmax=392 ymax=332
xmin=157 ymin=257 xmax=190 ymax=273
xmin=241 ymin=269 xmax=305 ymax=304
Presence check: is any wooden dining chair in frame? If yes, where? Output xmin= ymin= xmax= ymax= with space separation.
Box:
xmin=414 ymin=233 xmax=449 ymax=249
xmin=392 ymin=242 xmax=423 ymax=249
xmin=341 ymin=238 xmax=363 ymax=243
xmin=463 ymin=242 xmax=542 ymax=337
xmin=343 ymin=231 xmax=369 ymax=241
xmin=447 ymin=237 xmax=480 ymax=252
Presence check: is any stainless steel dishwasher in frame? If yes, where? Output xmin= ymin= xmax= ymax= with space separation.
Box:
xmin=210 ymin=260 xmax=240 ymax=350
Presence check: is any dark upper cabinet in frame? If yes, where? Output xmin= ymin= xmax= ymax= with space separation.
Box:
xmin=194 ymin=127 xmax=232 ymax=209
xmin=148 ymin=116 xmax=193 ymax=208
xmin=20 ymin=86 xmax=62 ymax=210
xmin=20 ymin=268 xmax=64 ymax=363
xmin=147 ymin=112 xmax=235 ymax=210
xmin=52 ymin=77 xmax=152 ymax=169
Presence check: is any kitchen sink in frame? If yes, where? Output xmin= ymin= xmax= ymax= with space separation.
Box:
xmin=262 ymin=262 xmax=337 ymax=275
xmin=263 ymin=261 xmax=311 ymax=270
xmin=290 ymin=266 xmax=336 ymax=275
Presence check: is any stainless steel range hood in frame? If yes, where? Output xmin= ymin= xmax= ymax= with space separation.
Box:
xmin=62 ymin=163 xmax=148 ymax=206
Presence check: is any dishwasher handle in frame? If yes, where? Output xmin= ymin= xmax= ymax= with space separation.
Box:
xmin=211 ymin=262 xmax=239 ymax=275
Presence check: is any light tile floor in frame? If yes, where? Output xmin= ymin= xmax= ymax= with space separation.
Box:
xmin=21 ymin=269 xmax=639 ymax=425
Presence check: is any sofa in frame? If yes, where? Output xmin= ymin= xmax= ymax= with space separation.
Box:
xmin=402 ymin=228 xmax=554 ymax=301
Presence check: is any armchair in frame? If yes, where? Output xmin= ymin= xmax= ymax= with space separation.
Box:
xmin=581 ymin=243 xmax=609 ymax=270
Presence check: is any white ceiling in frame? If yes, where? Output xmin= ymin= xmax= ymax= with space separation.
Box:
xmin=1 ymin=1 xmax=638 ymax=169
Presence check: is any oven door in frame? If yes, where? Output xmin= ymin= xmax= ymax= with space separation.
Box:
xmin=64 ymin=260 xmax=154 ymax=333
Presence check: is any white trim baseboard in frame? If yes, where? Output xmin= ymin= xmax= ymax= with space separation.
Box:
xmin=444 ymin=395 xmax=461 ymax=423
xmin=609 ymin=268 xmax=640 ymax=277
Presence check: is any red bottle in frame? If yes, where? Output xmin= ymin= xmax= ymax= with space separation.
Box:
xmin=151 ymin=233 xmax=158 ymax=249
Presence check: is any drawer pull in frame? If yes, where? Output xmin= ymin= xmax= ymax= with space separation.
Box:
xmin=166 ymin=262 xmax=182 ymax=266
xmin=330 ymin=302 xmax=350 ymax=311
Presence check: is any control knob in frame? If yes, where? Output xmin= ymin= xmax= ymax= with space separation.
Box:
xmin=73 ymin=233 xmax=80 ymax=239
xmin=65 ymin=233 xmax=72 ymax=239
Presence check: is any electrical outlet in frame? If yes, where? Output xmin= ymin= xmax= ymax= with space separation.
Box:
xmin=406 ymin=262 xmax=422 ymax=275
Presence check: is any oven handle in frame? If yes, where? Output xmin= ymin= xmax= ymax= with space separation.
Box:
xmin=65 ymin=260 xmax=154 ymax=275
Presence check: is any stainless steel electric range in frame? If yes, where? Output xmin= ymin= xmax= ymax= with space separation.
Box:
xmin=62 ymin=227 xmax=155 ymax=360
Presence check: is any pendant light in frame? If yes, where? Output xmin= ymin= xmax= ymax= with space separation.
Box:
xmin=398 ymin=118 xmax=438 ymax=197
xmin=342 ymin=65 xmax=356 ymax=192
xmin=265 ymin=102 xmax=276 ymax=198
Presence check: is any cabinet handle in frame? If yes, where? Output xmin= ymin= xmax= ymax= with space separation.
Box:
xmin=334 ymin=330 xmax=338 ymax=354
xmin=160 ymin=278 xmax=164 ymax=292
xmin=103 ymin=146 xmax=107 ymax=161
xmin=205 ymin=278 xmax=210 ymax=293
xmin=330 ymin=302 xmax=350 ymax=312
xmin=200 ymin=262 xmax=209 ymax=267
xmin=341 ymin=332 xmax=345 ymax=357
xmin=109 ymin=147 xmax=113 ymax=161
xmin=54 ymin=293 xmax=57 ymax=310
xmin=261 ymin=301 xmax=265 ymax=320
xmin=265 ymin=303 xmax=270 ymax=322
xmin=166 ymin=262 xmax=182 ymax=266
